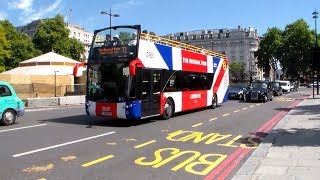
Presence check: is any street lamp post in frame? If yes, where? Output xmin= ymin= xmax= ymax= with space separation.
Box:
xmin=312 ymin=10 xmax=319 ymax=96
xmin=101 ymin=6 xmax=120 ymax=36
xmin=249 ymin=61 xmax=253 ymax=84
xmin=54 ymin=71 xmax=59 ymax=97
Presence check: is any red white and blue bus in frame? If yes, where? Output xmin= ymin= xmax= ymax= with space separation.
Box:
xmin=82 ymin=25 xmax=229 ymax=120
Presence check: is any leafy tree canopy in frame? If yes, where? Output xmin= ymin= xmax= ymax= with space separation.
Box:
xmin=33 ymin=14 xmax=84 ymax=61
xmin=255 ymin=27 xmax=282 ymax=76
xmin=229 ymin=62 xmax=246 ymax=83
xmin=278 ymin=19 xmax=314 ymax=80
xmin=0 ymin=24 xmax=10 ymax=72
xmin=0 ymin=20 xmax=40 ymax=70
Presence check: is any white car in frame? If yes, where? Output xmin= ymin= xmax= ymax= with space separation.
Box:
xmin=278 ymin=80 xmax=291 ymax=93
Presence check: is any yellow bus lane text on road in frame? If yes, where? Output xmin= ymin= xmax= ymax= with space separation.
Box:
xmin=134 ymin=130 xmax=262 ymax=176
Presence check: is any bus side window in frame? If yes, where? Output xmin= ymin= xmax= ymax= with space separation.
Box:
xmin=165 ymin=74 xmax=177 ymax=92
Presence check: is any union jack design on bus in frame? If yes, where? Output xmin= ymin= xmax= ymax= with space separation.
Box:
xmin=82 ymin=25 xmax=229 ymax=120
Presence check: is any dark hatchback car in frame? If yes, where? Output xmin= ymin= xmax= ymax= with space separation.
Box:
xmin=228 ymin=83 xmax=247 ymax=100
xmin=270 ymin=81 xmax=283 ymax=96
xmin=243 ymin=81 xmax=274 ymax=102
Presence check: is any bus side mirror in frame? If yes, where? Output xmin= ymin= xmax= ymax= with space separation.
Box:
xmin=73 ymin=62 xmax=87 ymax=77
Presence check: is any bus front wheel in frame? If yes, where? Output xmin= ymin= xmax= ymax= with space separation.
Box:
xmin=210 ymin=94 xmax=218 ymax=109
xmin=162 ymin=99 xmax=174 ymax=120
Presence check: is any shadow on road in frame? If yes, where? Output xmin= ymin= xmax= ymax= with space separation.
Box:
xmin=38 ymin=115 xmax=155 ymax=127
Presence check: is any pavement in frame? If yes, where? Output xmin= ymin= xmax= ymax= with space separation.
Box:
xmin=233 ymin=94 xmax=320 ymax=180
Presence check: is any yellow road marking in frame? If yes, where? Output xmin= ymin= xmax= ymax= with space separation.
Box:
xmin=222 ymin=113 xmax=230 ymax=117
xmin=192 ymin=123 xmax=204 ymax=127
xmin=38 ymin=178 xmax=46 ymax=180
xmin=134 ymin=140 xmax=156 ymax=149
xmin=209 ymin=117 xmax=218 ymax=121
xmin=82 ymin=155 xmax=114 ymax=167
xmin=249 ymin=105 xmax=254 ymax=108
xmin=233 ymin=110 xmax=240 ymax=113
xmin=242 ymin=107 xmax=248 ymax=110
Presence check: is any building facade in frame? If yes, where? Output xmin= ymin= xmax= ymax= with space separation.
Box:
xmin=164 ymin=26 xmax=264 ymax=81
xmin=15 ymin=20 xmax=93 ymax=60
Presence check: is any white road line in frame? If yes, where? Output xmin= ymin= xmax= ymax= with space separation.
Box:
xmin=0 ymin=124 xmax=47 ymax=133
xmin=13 ymin=131 xmax=116 ymax=158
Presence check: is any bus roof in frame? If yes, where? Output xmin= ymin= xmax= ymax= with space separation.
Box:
xmin=140 ymin=33 xmax=227 ymax=59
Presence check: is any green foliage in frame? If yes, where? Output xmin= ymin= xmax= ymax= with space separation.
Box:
xmin=119 ymin=32 xmax=131 ymax=40
xmin=255 ymin=19 xmax=314 ymax=80
xmin=255 ymin=27 xmax=282 ymax=76
xmin=0 ymin=20 xmax=40 ymax=70
xmin=33 ymin=14 xmax=84 ymax=61
xmin=0 ymin=24 xmax=10 ymax=72
xmin=277 ymin=19 xmax=314 ymax=80
xmin=229 ymin=62 xmax=246 ymax=83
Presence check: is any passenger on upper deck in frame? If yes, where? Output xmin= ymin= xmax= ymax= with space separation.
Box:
xmin=128 ymin=32 xmax=137 ymax=46
xmin=113 ymin=35 xmax=122 ymax=46
xmin=104 ymin=34 xmax=112 ymax=46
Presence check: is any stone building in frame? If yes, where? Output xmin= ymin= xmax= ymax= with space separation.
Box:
xmin=164 ymin=26 xmax=264 ymax=81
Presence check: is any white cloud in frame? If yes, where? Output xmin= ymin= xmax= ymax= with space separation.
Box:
xmin=17 ymin=0 xmax=63 ymax=24
xmin=115 ymin=0 xmax=143 ymax=9
xmin=8 ymin=0 xmax=34 ymax=12
xmin=0 ymin=11 xmax=8 ymax=20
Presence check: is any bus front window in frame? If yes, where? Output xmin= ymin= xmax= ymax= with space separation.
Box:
xmin=88 ymin=63 xmax=127 ymax=102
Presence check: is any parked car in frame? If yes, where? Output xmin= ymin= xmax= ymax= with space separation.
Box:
xmin=0 ymin=81 xmax=25 ymax=125
xmin=278 ymin=80 xmax=291 ymax=93
xmin=270 ymin=81 xmax=283 ymax=96
xmin=228 ymin=83 xmax=247 ymax=100
xmin=243 ymin=81 xmax=274 ymax=103
xmin=307 ymin=81 xmax=320 ymax=88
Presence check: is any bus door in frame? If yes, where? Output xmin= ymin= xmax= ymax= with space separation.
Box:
xmin=139 ymin=69 xmax=161 ymax=117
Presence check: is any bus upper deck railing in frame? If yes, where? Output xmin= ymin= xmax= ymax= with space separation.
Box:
xmin=140 ymin=33 xmax=227 ymax=59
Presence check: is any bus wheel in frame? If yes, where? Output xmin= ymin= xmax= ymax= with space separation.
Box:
xmin=162 ymin=99 xmax=174 ymax=120
xmin=210 ymin=94 xmax=218 ymax=109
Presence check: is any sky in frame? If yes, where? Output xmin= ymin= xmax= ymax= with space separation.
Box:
xmin=0 ymin=0 xmax=320 ymax=36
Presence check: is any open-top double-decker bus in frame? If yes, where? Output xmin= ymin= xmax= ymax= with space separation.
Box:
xmin=78 ymin=25 xmax=229 ymax=120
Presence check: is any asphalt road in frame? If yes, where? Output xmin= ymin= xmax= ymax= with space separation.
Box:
xmin=0 ymin=87 xmax=312 ymax=180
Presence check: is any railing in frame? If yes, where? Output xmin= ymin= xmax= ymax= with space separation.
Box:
xmin=140 ymin=33 xmax=227 ymax=59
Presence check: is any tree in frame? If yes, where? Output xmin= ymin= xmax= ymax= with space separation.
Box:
xmin=33 ymin=14 xmax=84 ymax=61
xmin=229 ymin=62 xmax=246 ymax=83
xmin=254 ymin=27 xmax=283 ymax=79
xmin=0 ymin=20 xmax=40 ymax=70
xmin=277 ymin=19 xmax=314 ymax=80
xmin=0 ymin=24 xmax=10 ymax=72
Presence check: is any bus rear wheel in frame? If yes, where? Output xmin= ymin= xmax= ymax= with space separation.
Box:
xmin=162 ymin=99 xmax=174 ymax=120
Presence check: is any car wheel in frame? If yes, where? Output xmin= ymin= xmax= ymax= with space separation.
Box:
xmin=162 ymin=99 xmax=174 ymax=120
xmin=210 ymin=94 xmax=218 ymax=109
xmin=1 ymin=109 xmax=16 ymax=126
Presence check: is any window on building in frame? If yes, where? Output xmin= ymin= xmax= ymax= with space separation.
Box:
xmin=179 ymin=32 xmax=184 ymax=36
xmin=200 ymin=35 xmax=204 ymax=39
xmin=169 ymin=36 xmax=173 ymax=40
xmin=209 ymin=34 xmax=213 ymax=39
xmin=185 ymin=36 xmax=189 ymax=41
xmin=226 ymin=33 xmax=229 ymax=38
xmin=176 ymin=36 xmax=180 ymax=41
xmin=192 ymin=35 xmax=196 ymax=40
